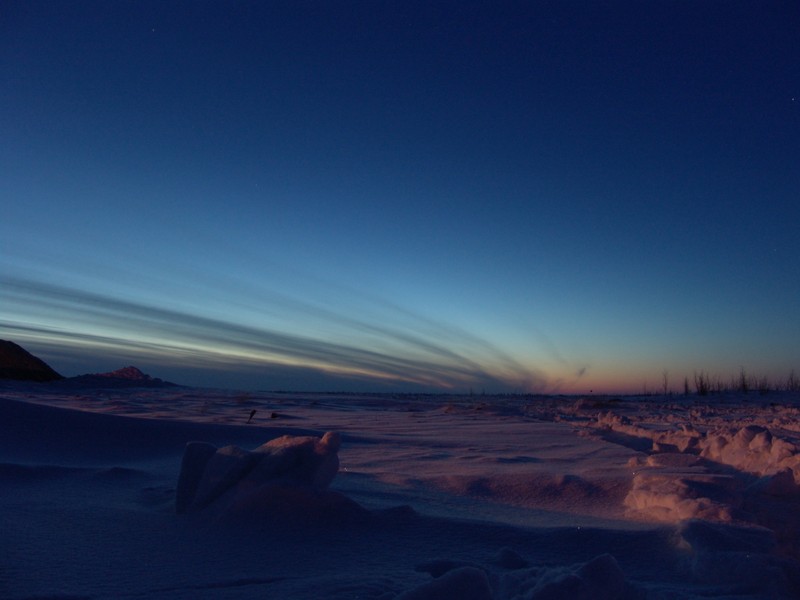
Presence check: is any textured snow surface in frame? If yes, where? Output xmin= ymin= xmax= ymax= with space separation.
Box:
xmin=2 ymin=383 xmax=799 ymax=599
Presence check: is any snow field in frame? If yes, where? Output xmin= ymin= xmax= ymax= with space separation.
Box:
xmin=1 ymin=384 xmax=799 ymax=598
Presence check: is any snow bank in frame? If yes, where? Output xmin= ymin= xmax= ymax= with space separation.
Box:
xmin=699 ymin=425 xmax=800 ymax=480
xmin=592 ymin=407 xmax=800 ymax=483
xmin=584 ymin=404 xmax=800 ymax=530
xmin=572 ymin=398 xmax=800 ymax=569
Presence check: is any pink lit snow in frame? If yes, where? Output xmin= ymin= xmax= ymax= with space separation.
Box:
xmin=2 ymin=382 xmax=799 ymax=598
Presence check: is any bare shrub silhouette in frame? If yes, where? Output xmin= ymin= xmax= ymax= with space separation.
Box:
xmin=694 ymin=371 xmax=710 ymax=396
xmin=684 ymin=368 xmax=796 ymax=396
xmin=786 ymin=369 xmax=799 ymax=392
xmin=738 ymin=367 xmax=749 ymax=394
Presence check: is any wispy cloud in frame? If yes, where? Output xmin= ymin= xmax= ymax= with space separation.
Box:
xmin=1 ymin=275 xmax=547 ymax=392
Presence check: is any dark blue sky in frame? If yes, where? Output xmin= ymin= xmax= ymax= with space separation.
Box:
xmin=2 ymin=1 xmax=798 ymax=392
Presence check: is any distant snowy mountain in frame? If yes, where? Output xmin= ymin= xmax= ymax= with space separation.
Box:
xmin=0 ymin=340 xmax=64 ymax=382
xmin=94 ymin=366 xmax=158 ymax=381
xmin=70 ymin=366 xmax=177 ymax=388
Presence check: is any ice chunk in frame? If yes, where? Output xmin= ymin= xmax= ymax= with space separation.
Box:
xmin=175 ymin=441 xmax=217 ymax=514
xmin=190 ymin=445 xmax=257 ymax=511
xmin=246 ymin=431 xmax=340 ymax=490
xmin=175 ymin=432 xmax=341 ymax=514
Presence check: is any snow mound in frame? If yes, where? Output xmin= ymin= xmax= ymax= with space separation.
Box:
xmin=401 ymin=553 xmax=640 ymax=600
xmin=429 ymin=472 xmax=623 ymax=517
xmin=676 ymin=520 xmax=800 ymax=595
xmin=498 ymin=553 xmax=635 ymax=600
xmin=625 ymin=469 xmax=737 ymax=522
xmin=176 ymin=431 xmax=350 ymax=518
xmin=395 ymin=566 xmax=493 ymax=600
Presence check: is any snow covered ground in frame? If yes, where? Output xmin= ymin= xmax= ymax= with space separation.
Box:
xmin=2 ymin=382 xmax=799 ymax=599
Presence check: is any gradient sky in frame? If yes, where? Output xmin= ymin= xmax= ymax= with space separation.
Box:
xmin=2 ymin=1 xmax=798 ymax=393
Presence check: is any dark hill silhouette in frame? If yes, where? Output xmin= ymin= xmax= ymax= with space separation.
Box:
xmin=0 ymin=340 xmax=64 ymax=382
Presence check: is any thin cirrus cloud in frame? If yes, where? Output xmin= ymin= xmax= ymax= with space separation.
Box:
xmin=0 ymin=275 xmax=546 ymax=392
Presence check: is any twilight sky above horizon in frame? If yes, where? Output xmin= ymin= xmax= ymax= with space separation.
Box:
xmin=2 ymin=1 xmax=798 ymax=393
